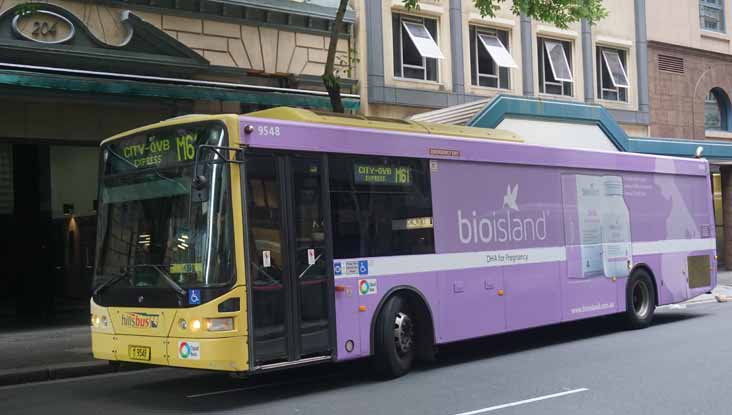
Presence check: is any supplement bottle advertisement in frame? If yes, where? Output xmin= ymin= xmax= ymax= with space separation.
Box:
xmin=575 ymin=175 xmax=632 ymax=278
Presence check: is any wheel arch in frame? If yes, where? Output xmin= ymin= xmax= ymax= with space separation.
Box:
xmin=631 ymin=263 xmax=659 ymax=305
xmin=369 ymin=285 xmax=436 ymax=360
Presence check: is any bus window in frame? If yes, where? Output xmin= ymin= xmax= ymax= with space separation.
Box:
xmin=328 ymin=155 xmax=435 ymax=258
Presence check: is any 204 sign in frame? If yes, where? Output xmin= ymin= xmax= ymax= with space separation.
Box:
xmin=32 ymin=21 xmax=57 ymax=38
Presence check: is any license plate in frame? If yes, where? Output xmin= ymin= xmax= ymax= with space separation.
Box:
xmin=128 ymin=345 xmax=151 ymax=361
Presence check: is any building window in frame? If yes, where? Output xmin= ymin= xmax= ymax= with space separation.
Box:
xmin=469 ymin=26 xmax=515 ymax=89
xmin=329 ymin=155 xmax=435 ymax=258
xmin=705 ymin=87 xmax=731 ymax=131
xmin=393 ymin=13 xmax=442 ymax=81
xmin=700 ymin=0 xmax=725 ymax=33
xmin=538 ymin=37 xmax=573 ymax=96
xmin=597 ymin=47 xmax=630 ymax=102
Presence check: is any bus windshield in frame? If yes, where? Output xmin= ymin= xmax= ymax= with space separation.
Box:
xmin=93 ymin=122 xmax=235 ymax=295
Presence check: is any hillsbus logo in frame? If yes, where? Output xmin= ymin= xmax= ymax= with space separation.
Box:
xmin=458 ymin=184 xmax=549 ymax=244
xmin=121 ymin=312 xmax=160 ymax=329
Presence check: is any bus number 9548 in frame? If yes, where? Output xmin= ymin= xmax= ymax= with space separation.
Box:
xmin=257 ymin=126 xmax=281 ymax=137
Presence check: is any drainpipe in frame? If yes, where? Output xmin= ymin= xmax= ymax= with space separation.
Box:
xmin=581 ymin=19 xmax=594 ymax=103
xmin=520 ymin=13 xmax=534 ymax=96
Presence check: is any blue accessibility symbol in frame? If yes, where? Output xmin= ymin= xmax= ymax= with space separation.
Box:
xmin=334 ymin=262 xmax=342 ymax=276
xmin=358 ymin=260 xmax=368 ymax=275
xmin=188 ymin=289 xmax=201 ymax=305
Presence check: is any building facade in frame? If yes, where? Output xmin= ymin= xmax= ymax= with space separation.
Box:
xmin=645 ymin=0 xmax=732 ymax=267
xmin=356 ymin=0 xmax=650 ymax=137
xmin=0 ymin=0 xmax=358 ymax=322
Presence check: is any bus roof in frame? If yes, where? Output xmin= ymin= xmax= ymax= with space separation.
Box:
xmin=245 ymin=107 xmax=523 ymax=143
xmin=239 ymin=111 xmax=710 ymax=178
xmin=100 ymin=114 xmax=240 ymax=145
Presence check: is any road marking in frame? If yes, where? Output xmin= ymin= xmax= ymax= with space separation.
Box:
xmin=186 ymin=374 xmax=342 ymax=399
xmin=186 ymin=382 xmax=289 ymax=398
xmin=451 ymin=388 xmax=589 ymax=415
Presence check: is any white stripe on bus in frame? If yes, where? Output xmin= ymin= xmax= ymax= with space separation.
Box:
xmin=333 ymin=238 xmax=715 ymax=279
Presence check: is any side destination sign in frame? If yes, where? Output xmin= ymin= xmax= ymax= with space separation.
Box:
xmin=353 ymin=164 xmax=411 ymax=186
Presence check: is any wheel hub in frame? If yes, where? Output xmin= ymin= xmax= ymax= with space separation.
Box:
xmin=632 ymin=280 xmax=650 ymax=318
xmin=393 ymin=312 xmax=414 ymax=356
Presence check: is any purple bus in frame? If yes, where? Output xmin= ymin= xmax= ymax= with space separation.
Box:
xmin=91 ymin=107 xmax=716 ymax=378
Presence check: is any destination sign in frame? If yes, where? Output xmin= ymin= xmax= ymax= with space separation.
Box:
xmin=353 ymin=164 xmax=412 ymax=185
xmin=104 ymin=123 xmax=223 ymax=174
xmin=114 ymin=133 xmax=197 ymax=169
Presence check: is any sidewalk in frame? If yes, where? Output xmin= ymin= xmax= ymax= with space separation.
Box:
xmin=0 ymin=324 xmax=124 ymax=386
xmin=679 ymin=270 xmax=732 ymax=305
xmin=0 ymin=306 xmax=147 ymax=386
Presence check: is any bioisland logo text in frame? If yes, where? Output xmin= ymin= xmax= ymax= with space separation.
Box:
xmin=121 ymin=312 xmax=160 ymax=329
xmin=458 ymin=184 xmax=549 ymax=244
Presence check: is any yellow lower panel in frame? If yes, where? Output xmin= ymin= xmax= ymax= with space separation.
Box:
xmin=113 ymin=334 xmax=169 ymax=366
xmin=91 ymin=332 xmax=116 ymax=361
xmin=167 ymin=336 xmax=248 ymax=371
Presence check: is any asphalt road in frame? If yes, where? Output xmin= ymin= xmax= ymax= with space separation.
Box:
xmin=1 ymin=301 xmax=730 ymax=415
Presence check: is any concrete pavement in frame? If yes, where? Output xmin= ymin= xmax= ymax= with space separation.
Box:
xmin=0 ymin=299 xmax=729 ymax=414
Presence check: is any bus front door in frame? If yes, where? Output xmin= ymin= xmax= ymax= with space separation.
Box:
xmin=245 ymin=153 xmax=333 ymax=366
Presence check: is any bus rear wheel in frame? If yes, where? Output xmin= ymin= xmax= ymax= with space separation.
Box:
xmin=374 ymin=295 xmax=415 ymax=378
xmin=624 ymin=269 xmax=656 ymax=329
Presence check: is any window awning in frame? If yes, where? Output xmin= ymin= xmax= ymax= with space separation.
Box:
xmin=601 ymin=50 xmax=630 ymax=88
xmin=402 ymin=21 xmax=444 ymax=59
xmin=206 ymin=0 xmax=356 ymax=22
xmin=544 ymin=40 xmax=573 ymax=82
xmin=477 ymin=34 xmax=517 ymax=68
xmin=0 ymin=63 xmax=360 ymax=111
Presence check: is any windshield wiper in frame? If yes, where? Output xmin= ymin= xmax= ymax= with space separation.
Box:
xmin=93 ymin=270 xmax=130 ymax=297
xmin=135 ymin=264 xmax=187 ymax=297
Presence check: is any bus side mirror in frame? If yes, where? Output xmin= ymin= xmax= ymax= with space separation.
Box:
xmin=193 ymin=175 xmax=208 ymax=190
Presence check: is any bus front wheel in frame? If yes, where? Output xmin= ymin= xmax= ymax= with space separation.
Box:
xmin=374 ymin=295 xmax=415 ymax=378
xmin=624 ymin=269 xmax=656 ymax=329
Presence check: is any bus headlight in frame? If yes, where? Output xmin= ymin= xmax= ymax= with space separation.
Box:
xmin=206 ymin=318 xmax=234 ymax=332
xmin=191 ymin=319 xmax=202 ymax=331
xmin=90 ymin=299 xmax=113 ymax=333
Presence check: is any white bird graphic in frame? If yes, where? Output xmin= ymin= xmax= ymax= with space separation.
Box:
xmin=503 ymin=184 xmax=519 ymax=211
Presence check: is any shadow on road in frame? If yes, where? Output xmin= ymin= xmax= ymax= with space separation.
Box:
xmin=76 ymin=309 xmax=709 ymax=413
xmin=426 ymin=310 xmax=705 ymax=369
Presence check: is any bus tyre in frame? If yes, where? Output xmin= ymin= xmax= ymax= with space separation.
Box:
xmin=624 ymin=269 xmax=656 ymax=329
xmin=374 ymin=295 xmax=415 ymax=378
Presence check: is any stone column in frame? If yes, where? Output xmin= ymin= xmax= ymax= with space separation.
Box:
xmin=721 ymin=166 xmax=732 ymax=269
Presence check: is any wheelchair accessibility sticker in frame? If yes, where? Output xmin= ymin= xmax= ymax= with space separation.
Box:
xmin=336 ymin=260 xmax=370 ymax=278
xmin=358 ymin=260 xmax=368 ymax=275
xmin=188 ymin=289 xmax=201 ymax=305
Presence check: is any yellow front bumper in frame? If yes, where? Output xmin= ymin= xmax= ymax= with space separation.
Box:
xmin=92 ymin=332 xmax=248 ymax=372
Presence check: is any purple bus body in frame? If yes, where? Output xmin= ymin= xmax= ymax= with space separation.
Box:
xmin=239 ymin=116 xmax=717 ymax=362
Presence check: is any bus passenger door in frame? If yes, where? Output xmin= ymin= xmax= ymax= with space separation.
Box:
xmin=245 ymin=152 xmax=333 ymax=366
